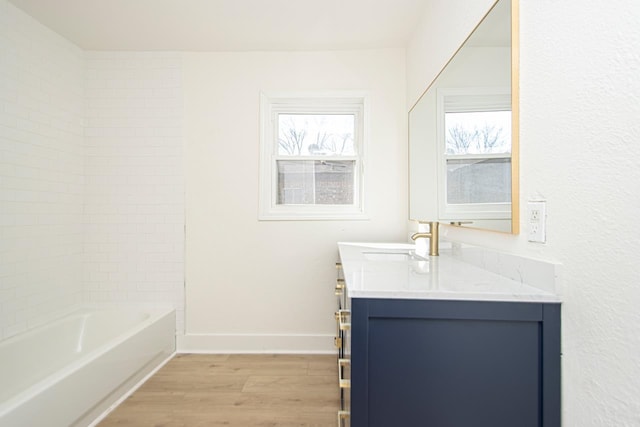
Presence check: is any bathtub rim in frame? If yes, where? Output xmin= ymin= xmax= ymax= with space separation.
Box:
xmin=0 ymin=306 xmax=176 ymax=416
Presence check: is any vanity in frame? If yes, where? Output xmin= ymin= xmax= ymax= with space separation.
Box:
xmin=335 ymin=242 xmax=561 ymax=427
xmin=332 ymin=0 xmax=560 ymax=423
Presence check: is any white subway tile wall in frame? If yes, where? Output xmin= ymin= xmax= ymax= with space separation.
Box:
xmin=0 ymin=0 xmax=85 ymax=340
xmin=83 ymin=52 xmax=185 ymax=333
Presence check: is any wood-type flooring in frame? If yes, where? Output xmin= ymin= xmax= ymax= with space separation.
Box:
xmin=98 ymin=354 xmax=340 ymax=427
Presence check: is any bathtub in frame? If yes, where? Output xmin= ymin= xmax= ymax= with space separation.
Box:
xmin=0 ymin=308 xmax=176 ymax=427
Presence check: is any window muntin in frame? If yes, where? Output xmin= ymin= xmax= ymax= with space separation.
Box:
xmin=259 ymin=93 xmax=367 ymax=220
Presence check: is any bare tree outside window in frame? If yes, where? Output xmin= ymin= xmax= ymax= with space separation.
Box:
xmin=278 ymin=114 xmax=355 ymax=156
xmin=445 ymin=111 xmax=511 ymax=155
xmin=278 ymin=116 xmax=307 ymax=155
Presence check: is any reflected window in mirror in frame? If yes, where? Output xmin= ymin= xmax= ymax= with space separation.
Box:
xmin=437 ymin=88 xmax=511 ymax=220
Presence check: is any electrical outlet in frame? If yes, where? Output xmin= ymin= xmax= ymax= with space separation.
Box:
xmin=527 ymin=201 xmax=546 ymax=243
xmin=530 ymin=208 xmax=540 ymax=221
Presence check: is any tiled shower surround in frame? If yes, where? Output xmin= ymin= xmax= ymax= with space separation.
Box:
xmin=0 ymin=0 xmax=185 ymax=339
xmin=83 ymin=52 xmax=185 ymax=333
xmin=0 ymin=1 xmax=85 ymax=340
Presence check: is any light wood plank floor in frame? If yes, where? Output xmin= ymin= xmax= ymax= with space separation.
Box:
xmin=98 ymin=354 xmax=340 ymax=427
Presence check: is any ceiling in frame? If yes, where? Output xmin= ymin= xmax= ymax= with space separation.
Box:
xmin=8 ymin=0 xmax=430 ymax=51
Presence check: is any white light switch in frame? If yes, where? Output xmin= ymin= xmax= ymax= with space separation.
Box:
xmin=527 ymin=201 xmax=547 ymax=243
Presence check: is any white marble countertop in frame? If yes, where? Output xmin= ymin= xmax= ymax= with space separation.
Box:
xmin=338 ymin=242 xmax=561 ymax=303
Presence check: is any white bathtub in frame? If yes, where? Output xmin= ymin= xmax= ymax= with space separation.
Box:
xmin=0 ymin=308 xmax=176 ymax=427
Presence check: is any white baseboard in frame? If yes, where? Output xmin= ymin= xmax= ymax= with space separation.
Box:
xmin=177 ymin=333 xmax=337 ymax=354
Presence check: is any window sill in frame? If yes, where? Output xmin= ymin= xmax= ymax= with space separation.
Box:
xmin=258 ymin=208 xmax=369 ymax=221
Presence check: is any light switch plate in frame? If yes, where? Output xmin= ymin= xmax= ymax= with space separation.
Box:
xmin=527 ymin=201 xmax=546 ymax=243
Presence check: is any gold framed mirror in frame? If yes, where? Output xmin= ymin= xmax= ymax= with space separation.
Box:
xmin=408 ymin=0 xmax=519 ymax=234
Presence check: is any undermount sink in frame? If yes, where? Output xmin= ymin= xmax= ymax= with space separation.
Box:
xmin=362 ymin=250 xmax=428 ymax=262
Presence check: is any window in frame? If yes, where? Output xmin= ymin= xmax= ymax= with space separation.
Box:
xmin=437 ymin=88 xmax=511 ymax=220
xmin=259 ymin=93 xmax=368 ymax=220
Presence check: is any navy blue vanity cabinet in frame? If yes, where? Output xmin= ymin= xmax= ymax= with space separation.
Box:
xmin=350 ymin=298 xmax=561 ymax=427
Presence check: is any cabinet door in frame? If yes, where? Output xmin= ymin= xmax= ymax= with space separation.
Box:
xmin=351 ymin=299 xmax=561 ymax=427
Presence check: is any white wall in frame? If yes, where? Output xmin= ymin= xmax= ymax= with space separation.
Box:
xmin=0 ymin=0 xmax=84 ymax=340
xmin=83 ymin=52 xmax=185 ymax=332
xmin=182 ymin=49 xmax=407 ymax=352
xmin=407 ymin=0 xmax=640 ymax=425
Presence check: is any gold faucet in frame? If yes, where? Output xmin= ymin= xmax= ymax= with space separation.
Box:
xmin=411 ymin=221 xmax=439 ymax=256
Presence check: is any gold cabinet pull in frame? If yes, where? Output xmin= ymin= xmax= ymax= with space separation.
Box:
xmin=338 ymin=410 xmax=350 ymax=426
xmin=334 ymin=336 xmax=343 ymax=348
xmin=338 ymin=358 xmax=351 ymax=388
xmin=335 ymin=309 xmax=351 ymax=330
xmin=334 ymin=311 xmax=342 ymax=348
xmin=335 ymin=279 xmax=345 ymax=296
xmin=336 ymin=262 xmax=343 ymax=269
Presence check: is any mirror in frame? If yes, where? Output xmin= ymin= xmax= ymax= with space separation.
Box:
xmin=409 ymin=0 xmax=519 ymax=233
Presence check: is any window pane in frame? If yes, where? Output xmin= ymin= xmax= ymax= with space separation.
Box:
xmin=445 ymin=111 xmax=511 ymax=155
xmin=277 ymin=160 xmax=355 ymax=205
xmin=278 ymin=114 xmax=355 ymax=156
xmin=447 ymin=158 xmax=511 ymax=204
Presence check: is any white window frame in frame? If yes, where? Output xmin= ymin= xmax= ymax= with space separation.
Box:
xmin=436 ymin=87 xmax=512 ymax=221
xmin=259 ymin=91 xmax=369 ymax=220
